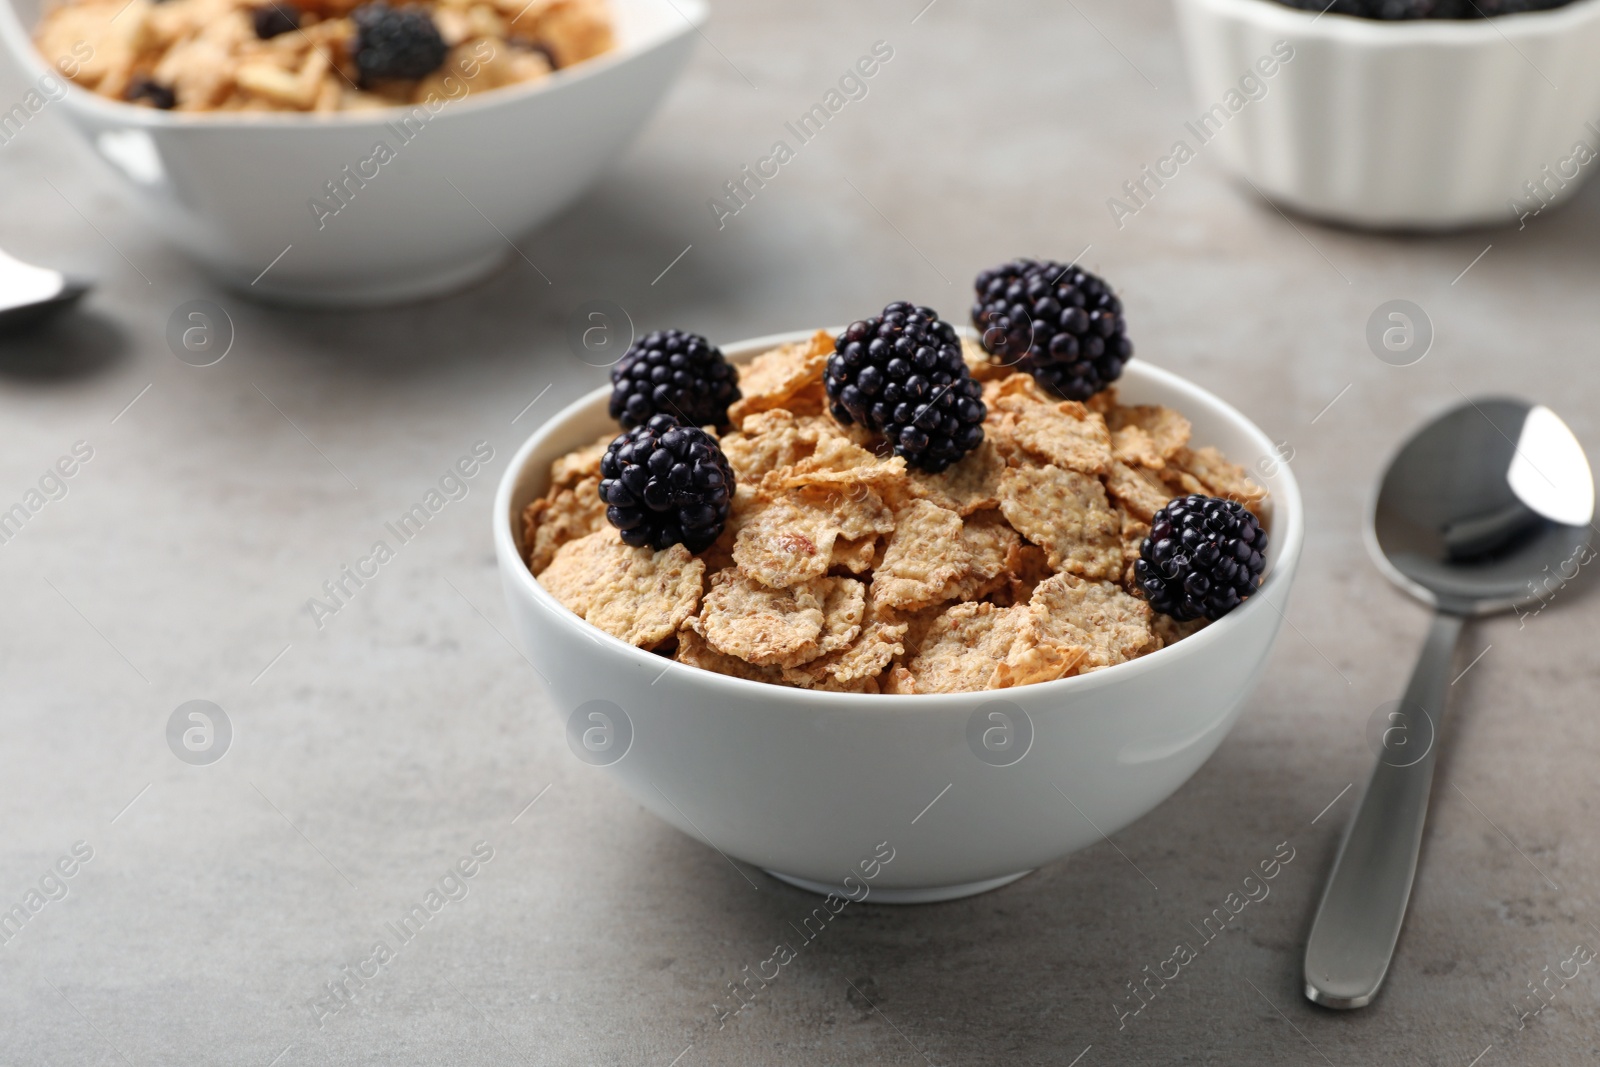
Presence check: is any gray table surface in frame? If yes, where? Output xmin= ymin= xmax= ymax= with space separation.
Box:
xmin=3 ymin=0 xmax=1599 ymax=1063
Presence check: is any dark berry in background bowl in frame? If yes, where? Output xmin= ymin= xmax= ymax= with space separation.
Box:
xmin=125 ymin=76 xmax=176 ymax=109
xmin=251 ymin=3 xmax=300 ymax=40
xmin=351 ymin=2 xmax=448 ymax=82
xmin=1275 ymin=0 xmax=1575 ymax=17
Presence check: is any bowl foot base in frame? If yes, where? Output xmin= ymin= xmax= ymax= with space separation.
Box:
xmin=219 ymin=247 xmax=510 ymax=308
xmin=763 ymin=868 xmax=1032 ymax=904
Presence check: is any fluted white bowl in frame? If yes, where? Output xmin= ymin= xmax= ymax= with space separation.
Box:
xmin=0 ymin=0 xmax=703 ymax=304
xmin=494 ymin=330 xmax=1305 ymax=903
xmin=1173 ymin=0 xmax=1600 ymax=229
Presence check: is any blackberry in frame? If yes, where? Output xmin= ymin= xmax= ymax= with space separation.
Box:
xmin=1135 ymin=495 xmax=1268 ymax=622
xmin=609 ymin=329 xmax=741 ymax=430
xmin=350 ymin=3 xmax=447 ymax=81
xmin=125 ymin=77 xmax=176 ymax=109
xmin=1274 ymin=0 xmax=1570 ymax=17
xmin=971 ymin=258 xmax=1133 ymax=401
xmin=599 ymin=414 xmax=734 ymax=552
xmin=826 ymin=302 xmax=986 ymax=473
xmin=252 ymin=3 xmax=300 ymax=39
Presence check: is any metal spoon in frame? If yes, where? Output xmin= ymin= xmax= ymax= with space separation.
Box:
xmin=1303 ymin=397 xmax=1594 ymax=1009
xmin=0 ymin=246 xmax=89 ymax=332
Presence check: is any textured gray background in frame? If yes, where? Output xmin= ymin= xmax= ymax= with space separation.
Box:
xmin=2 ymin=0 xmax=1598 ymax=1063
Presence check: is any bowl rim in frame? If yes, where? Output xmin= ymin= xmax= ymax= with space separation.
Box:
xmin=0 ymin=0 xmax=705 ymax=130
xmin=494 ymin=328 xmax=1306 ymax=709
xmin=1176 ymin=0 xmax=1600 ymax=41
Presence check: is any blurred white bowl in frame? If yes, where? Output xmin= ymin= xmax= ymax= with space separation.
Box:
xmin=494 ymin=330 xmax=1305 ymax=903
xmin=1174 ymin=0 xmax=1600 ymax=229
xmin=0 ymin=0 xmax=703 ymax=304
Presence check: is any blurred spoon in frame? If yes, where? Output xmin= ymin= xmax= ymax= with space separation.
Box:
xmin=1304 ymin=397 xmax=1594 ymax=1009
xmin=0 ymin=246 xmax=88 ymax=332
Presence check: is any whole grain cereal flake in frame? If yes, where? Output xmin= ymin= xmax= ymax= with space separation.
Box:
xmin=550 ymin=431 xmax=617 ymax=490
xmin=832 ymin=535 xmax=880 ymax=574
xmin=817 ymin=577 xmax=868 ymax=654
xmin=1104 ymin=459 xmax=1179 ymax=523
xmin=691 ymin=570 xmax=830 ymax=667
xmin=1167 ymin=446 xmax=1268 ymax=516
xmin=675 ymin=628 xmax=786 ymax=684
xmin=1106 ymin=403 xmax=1191 ymax=468
xmin=727 ymin=331 xmax=833 ymax=424
xmin=719 ymin=409 xmax=837 ymax=482
xmin=1001 ymin=395 xmax=1113 ymax=476
xmin=904 ymin=437 xmax=1007 ymax=516
xmin=764 ymin=436 xmax=908 ymax=500
xmin=870 ymin=499 xmax=969 ymax=611
xmin=941 ymin=510 xmax=1020 ymax=603
xmin=997 ymin=464 xmax=1122 ymax=580
xmin=539 ymin=527 xmax=704 ymax=649
xmin=882 ymin=601 xmax=945 ymax=662
xmin=1030 ymin=572 xmax=1152 ymax=671
xmin=522 ymin=475 xmax=607 ymax=574
xmin=782 ymin=615 xmax=906 ymax=691
xmin=689 ymin=571 xmax=865 ymax=668
xmin=733 ymin=486 xmax=894 ymax=589
xmin=900 ymin=601 xmax=1083 ymax=694
xmin=731 ymin=491 xmax=840 ymax=589
xmin=881 ymin=665 xmax=917 ymax=694
xmin=1110 ymin=425 xmax=1165 ymax=470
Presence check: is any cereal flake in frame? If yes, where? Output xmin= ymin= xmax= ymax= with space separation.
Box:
xmin=550 ymin=430 xmax=617 ymax=490
xmin=783 ymin=613 xmax=904 ymax=690
xmin=1167 ymin=446 xmax=1268 ymax=516
xmin=1107 ymin=404 xmax=1191 ymax=468
xmin=728 ymin=331 xmax=833 ymax=424
xmin=1104 ymin=459 xmax=1179 ymax=523
xmin=1005 ymin=397 xmax=1113 ymax=476
xmin=675 ymin=628 xmax=787 ymax=684
xmin=1030 ymin=572 xmax=1152 ymax=671
xmin=541 ymin=528 xmax=704 ymax=648
xmin=902 ymin=602 xmax=1083 ymax=693
xmin=997 ymin=464 xmax=1121 ymax=579
xmin=691 ymin=570 xmax=838 ymax=668
xmin=943 ymin=510 xmax=1020 ymax=602
xmin=904 ymin=437 xmax=1007 ymax=516
xmin=870 ymin=500 xmax=969 ymax=611
xmin=522 ymin=476 xmax=607 ymax=574
xmin=733 ymin=486 xmax=893 ymax=589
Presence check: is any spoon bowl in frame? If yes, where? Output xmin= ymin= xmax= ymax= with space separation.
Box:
xmin=1369 ymin=398 xmax=1594 ymax=615
xmin=0 ymin=246 xmax=88 ymax=333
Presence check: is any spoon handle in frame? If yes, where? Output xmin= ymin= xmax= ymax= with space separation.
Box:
xmin=1303 ymin=610 xmax=1464 ymax=1009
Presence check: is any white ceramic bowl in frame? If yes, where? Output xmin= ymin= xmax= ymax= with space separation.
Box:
xmin=495 ymin=331 xmax=1305 ymax=902
xmin=0 ymin=0 xmax=703 ymax=304
xmin=1173 ymin=0 xmax=1600 ymax=229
